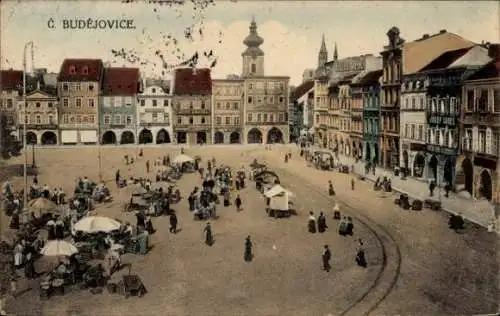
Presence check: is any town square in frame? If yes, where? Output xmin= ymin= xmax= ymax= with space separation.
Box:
xmin=0 ymin=1 xmax=499 ymax=315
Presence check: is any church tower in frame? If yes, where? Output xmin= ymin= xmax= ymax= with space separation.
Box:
xmin=318 ymin=34 xmax=328 ymax=68
xmin=333 ymin=42 xmax=338 ymax=61
xmin=242 ymin=16 xmax=265 ymax=77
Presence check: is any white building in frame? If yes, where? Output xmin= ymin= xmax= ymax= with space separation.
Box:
xmin=137 ymin=81 xmax=173 ymax=144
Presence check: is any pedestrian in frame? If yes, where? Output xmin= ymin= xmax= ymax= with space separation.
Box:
xmin=328 ymin=181 xmax=335 ymax=196
xmin=338 ymin=216 xmax=348 ymax=236
xmin=318 ymin=212 xmax=328 ymax=233
xmin=146 ymin=160 xmax=150 ymax=173
xmin=124 ymin=154 xmax=129 ymax=165
xmin=169 ymin=212 xmax=178 ymax=234
xmin=322 ymin=245 xmax=331 ymax=272
xmin=429 ymin=179 xmax=436 ymax=197
xmin=308 ymin=211 xmax=317 ymax=233
xmin=444 ymin=182 xmax=451 ymax=198
xmin=351 ymin=178 xmax=355 ymax=190
xmin=204 ymin=222 xmax=213 ymax=246
xmin=355 ymin=239 xmax=367 ymax=268
xmin=235 ymin=194 xmax=242 ymax=211
xmin=139 ymin=148 xmax=143 ymax=157
xmin=244 ymin=235 xmax=253 ymax=262
xmin=33 ymin=175 xmax=38 ymax=185
xmin=115 ymin=170 xmax=120 ymax=186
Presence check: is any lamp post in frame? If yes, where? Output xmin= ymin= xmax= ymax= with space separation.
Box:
xmin=31 ymin=143 xmax=36 ymax=168
xmin=22 ymin=41 xmax=34 ymax=213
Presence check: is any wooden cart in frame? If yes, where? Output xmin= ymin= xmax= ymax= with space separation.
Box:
xmin=120 ymin=274 xmax=147 ymax=298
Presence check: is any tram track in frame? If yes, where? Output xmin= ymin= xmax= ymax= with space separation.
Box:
xmin=264 ymin=158 xmax=402 ymax=316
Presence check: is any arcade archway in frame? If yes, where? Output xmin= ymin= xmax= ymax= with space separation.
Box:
xmin=120 ymin=131 xmax=135 ymax=144
xmin=443 ymin=158 xmax=454 ymax=185
xmin=139 ymin=129 xmax=153 ymax=144
xmin=413 ymin=153 xmax=425 ymax=178
xmin=365 ymin=142 xmax=372 ymax=161
xmin=230 ymin=132 xmax=240 ymax=144
xmin=41 ymin=131 xmax=57 ymax=145
xmin=428 ymin=155 xmax=438 ymax=179
xmin=101 ymin=131 xmax=117 ymax=145
xmin=156 ymin=129 xmax=171 ymax=144
xmin=26 ymin=132 xmax=37 ymax=145
xmin=479 ymin=170 xmax=492 ymax=201
xmin=176 ymin=132 xmax=187 ymax=144
xmin=214 ymin=132 xmax=224 ymax=144
xmin=247 ymin=128 xmax=262 ymax=144
xmin=402 ymin=150 xmax=409 ymax=171
xmin=196 ymin=132 xmax=207 ymax=144
xmin=267 ymin=127 xmax=284 ymax=144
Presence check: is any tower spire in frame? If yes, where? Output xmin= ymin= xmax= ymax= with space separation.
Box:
xmin=320 ymin=34 xmax=327 ymax=53
xmin=333 ymin=42 xmax=338 ymax=60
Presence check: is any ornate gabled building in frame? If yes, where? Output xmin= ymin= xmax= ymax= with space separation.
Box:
xmin=240 ymin=17 xmax=290 ymax=144
xmin=458 ymin=45 xmax=500 ymax=203
xmin=137 ymin=79 xmax=173 ymax=145
xmin=57 ymin=59 xmax=104 ymax=144
xmin=0 ymin=70 xmax=23 ymax=139
xmin=99 ymin=67 xmax=141 ymax=145
xmin=212 ymin=79 xmax=244 ymax=144
xmin=360 ymin=70 xmax=383 ymax=165
xmin=172 ymin=68 xmax=212 ymax=145
xmin=289 ymin=80 xmax=314 ymax=142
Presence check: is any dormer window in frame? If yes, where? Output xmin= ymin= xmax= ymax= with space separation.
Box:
xmin=69 ymin=66 xmax=76 ymax=74
xmin=82 ymin=66 xmax=89 ymax=75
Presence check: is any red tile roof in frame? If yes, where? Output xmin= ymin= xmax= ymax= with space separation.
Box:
xmin=173 ymin=68 xmax=212 ymax=95
xmin=58 ymin=59 xmax=104 ymax=82
xmin=0 ymin=70 xmax=23 ymax=91
xmin=291 ymin=80 xmax=314 ymax=101
xmin=102 ymin=67 xmax=140 ymax=96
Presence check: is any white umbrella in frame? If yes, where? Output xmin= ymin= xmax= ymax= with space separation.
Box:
xmin=173 ymin=154 xmax=194 ymax=164
xmin=40 ymin=240 xmax=78 ymax=257
xmin=74 ymin=216 xmax=121 ymax=233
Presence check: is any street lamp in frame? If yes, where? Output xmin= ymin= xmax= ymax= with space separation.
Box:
xmin=22 ymin=41 xmax=34 ymax=213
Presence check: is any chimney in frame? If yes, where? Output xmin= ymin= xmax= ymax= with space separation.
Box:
xmin=422 ymin=34 xmax=430 ymax=39
xmin=488 ymin=44 xmax=500 ymax=60
xmin=439 ymin=29 xmax=446 ymax=34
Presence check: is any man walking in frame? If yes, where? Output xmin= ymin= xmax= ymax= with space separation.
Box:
xmin=322 ymin=245 xmax=331 ymax=272
xmin=235 ymin=194 xmax=242 ymax=211
xmin=146 ymin=160 xmax=150 ymax=173
xmin=169 ymin=212 xmax=178 ymax=234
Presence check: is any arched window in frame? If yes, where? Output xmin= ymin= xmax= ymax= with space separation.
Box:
xmin=251 ymin=63 xmax=256 ymax=73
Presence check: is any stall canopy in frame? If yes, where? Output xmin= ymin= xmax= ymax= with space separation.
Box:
xmin=40 ymin=240 xmax=78 ymax=257
xmin=264 ymin=185 xmax=294 ymax=198
xmin=74 ymin=216 xmax=121 ymax=233
xmin=264 ymin=185 xmax=294 ymax=211
xmin=28 ymin=197 xmax=57 ymax=216
xmin=173 ymin=154 xmax=194 ymax=164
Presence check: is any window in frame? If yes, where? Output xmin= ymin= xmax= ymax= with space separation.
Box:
xmin=404 ymin=97 xmax=408 ymax=109
xmin=257 ymin=113 xmax=262 ymax=122
xmin=216 ymin=116 xmax=221 ymax=125
xmin=248 ymin=96 xmax=253 ymax=104
xmin=279 ymin=113 xmax=284 ymax=122
xmin=248 ymin=83 xmax=253 ymax=89
xmin=279 ymin=96 xmax=284 ymax=103
xmin=24 ymin=115 xmax=28 ymax=124
xmin=251 ymin=63 xmax=256 ymax=73
xmin=88 ymin=84 xmax=94 ymax=91
xmin=201 ymin=101 xmax=206 ymax=109
xmin=125 ymin=97 xmax=132 ymax=106
xmin=411 ymin=97 xmax=415 ymax=109
xmin=82 ymin=66 xmax=88 ymax=75
xmin=140 ymin=99 xmax=145 ymax=106
xmin=225 ymin=116 xmax=230 ymax=125
xmin=444 ymin=130 xmax=449 ymax=147
xmin=418 ymin=125 xmax=423 ymax=141
xmin=48 ymin=115 xmax=54 ymax=124
xmin=152 ymin=88 xmax=156 ymax=93
xmin=411 ymin=124 xmax=415 ymax=139
xmin=226 ymin=102 xmax=230 ymax=110
xmin=466 ymin=90 xmax=474 ymax=112
xmin=63 ymin=84 xmax=69 ymax=91
xmin=75 ymin=83 xmax=81 ymax=91
xmin=189 ymin=117 xmax=193 ymax=124
xmin=163 ymin=99 xmax=169 ymax=107
xmin=494 ymin=89 xmax=500 ymax=112
xmin=189 ymin=101 xmax=193 ymax=109
xmin=257 ymin=96 xmax=263 ymax=104
xmin=88 ymin=99 xmax=94 ymax=107
xmin=247 ymin=113 xmax=252 ymax=122
xmin=216 ymin=102 xmax=221 ymax=109
xmin=114 ymin=115 xmax=121 ymax=124
xmin=201 ymin=117 xmax=206 ymax=124
xmin=152 ymin=113 xmax=158 ymax=121
xmin=126 ymin=116 xmax=132 ymax=125
xmin=76 ymin=98 xmax=82 ymax=107
xmin=69 ymin=116 xmax=75 ymax=123
xmin=63 ymin=115 xmax=69 ymax=124
xmin=152 ymin=100 xmax=157 ymax=107
xmin=234 ymin=117 xmax=239 ymax=125
xmin=405 ymin=124 xmax=409 ymax=138
xmin=35 ymin=102 xmax=41 ymax=108
xmin=419 ymin=97 xmax=424 ymax=109
xmin=478 ymin=90 xmax=488 ymax=112
xmin=435 ymin=129 xmax=441 ymax=145
xmin=48 ymin=102 xmax=53 ymax=108
xmin=233 ymin=102 xmax=238 ymax=109
xmin=76 ymin=115 xmax=82 ymax=123
xmin=263 ymin=113 xmax=268 ymax=122
xmin=104 ymin=115 xmax=111 ymax=124
xmin=492 ymin=131 xmax=499 ymax=156
xmin=177 ymin=116 xmax=182 ymax=124
xmin=115 ymin=97 xmax=122 ymax=107
xmin=269 ymin=96 xmax=274 ymax=103
xmin=89 ymin=116 xmax=95 ymax=124
xmin=478 ymin=130 xmax=486 ymax=152
xmin=69 ymin=66 xmax=76 ymax=74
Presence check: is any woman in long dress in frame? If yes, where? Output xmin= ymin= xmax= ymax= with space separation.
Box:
xmin=355 ymin=239 xmax=367 ymax=268
xmin=244 ymin=236 xmax=253 ymax=262
xmin=308 ymin=212 xmax=317 ymax=233
xmin=338 ymin=216 xmax=348 ymax=236
xmin=13 ymin=242 xmax=24 ymax=268
xmin=204 ymin=222 xmax=213 ymax=246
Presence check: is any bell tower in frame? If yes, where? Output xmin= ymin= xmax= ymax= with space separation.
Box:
xmin=242 ymin=16 xmax=265 ymax=77
xmin=318 ymin=34 xmax=328 ymax=68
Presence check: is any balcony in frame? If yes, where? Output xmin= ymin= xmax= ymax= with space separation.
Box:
xmin=25 ymin=124 xmax=58 ymax=130
xmin=174 ymin=124 xmax=210 ymax=130
xmin=175 ymin=108 xmax=211 ymax=115
xmin=426 ymin=143 xmax=458 ymax=156
xmin=426 ymin=113 xmax=457 ymax=128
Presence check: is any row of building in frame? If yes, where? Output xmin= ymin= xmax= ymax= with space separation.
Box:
xmin=0 ymin=18 xmax=290 ymax=146
xmin=290 ymin=28 xmax=499 ymax=204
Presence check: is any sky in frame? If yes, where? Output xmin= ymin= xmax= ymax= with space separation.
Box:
xmin=1 ymin=0 xmax=499 ymax=86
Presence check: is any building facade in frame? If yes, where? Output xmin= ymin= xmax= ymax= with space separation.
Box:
xmin=380 ymin=27 xmax=404 ymax=169
xmin=400 ymin=73 xmax=428 ymax=178
xmin=57 ymin=59 xmax=104 ymax=144
xmin=289 ymin=80 xmax=314 ymax=142
xmin=0 ymin=70 xmax=23 ymax=139
xmin=17 ymin=89 xmax=59 ymax=145
xmin=99 ymin=67 xmax=141 ymax=145
xmin=458 ymin=52 xmax=500 ymax=203
xmin=172 ymin=68 xmax=212 ymax=145
xmin=137 ymin=80 xmax=173 ymax=144
xmin=212 ymin=79 xmax=244 ymax=144
xmin=362 ymin=70 xmax=383 ymax=165
xmin=241 ymin=18 xmax=290 ymax=144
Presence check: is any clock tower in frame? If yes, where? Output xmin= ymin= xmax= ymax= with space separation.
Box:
xmin=242 ymin=16 xmax=265 ymax=77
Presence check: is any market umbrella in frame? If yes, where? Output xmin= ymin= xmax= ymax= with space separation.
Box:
xmin=150 ymin=182 xmax=169 ymax=190
xmin=28 ymin=197 xmax=57 ymax=216
xmin=74 ymin=216 xmax=121 ymax=233
xmin=173 ymin=154 xmax=194 ymax=164
xmin=40 ymin=240 xmax=78 ymax=257
xmin=130 ymin=185 xmax=147 ymax=196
